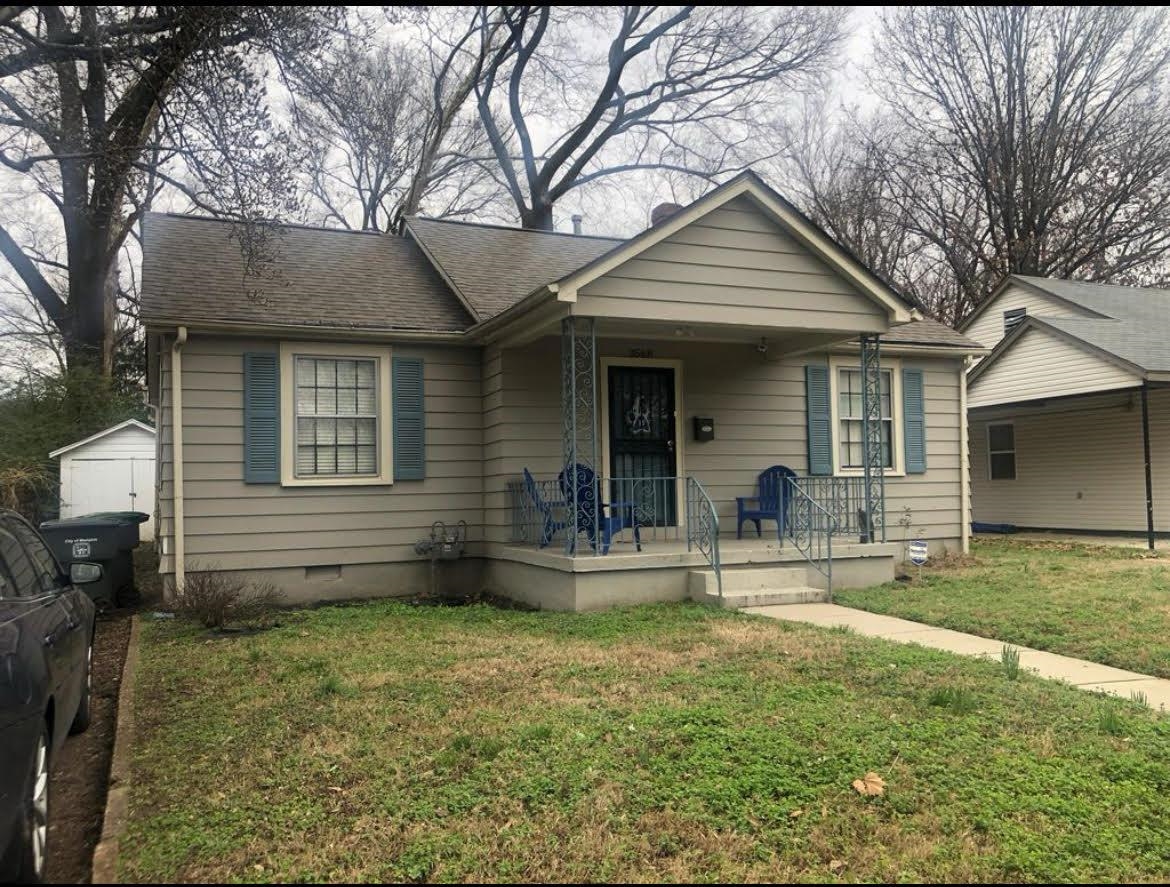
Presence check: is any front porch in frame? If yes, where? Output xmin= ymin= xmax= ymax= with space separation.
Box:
xmin=483 ymin=315 xmax=898 ymax=610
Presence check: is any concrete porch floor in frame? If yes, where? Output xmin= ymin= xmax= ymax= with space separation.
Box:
xmin=489 ymin=537 xmax=899 ymax=573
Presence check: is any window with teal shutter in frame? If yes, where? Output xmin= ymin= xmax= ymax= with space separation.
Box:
xmin=903 ymin=367 xmax=926 ymax=474
xmin=805 ymin=364 xmax=832 ymax=476
xmin=243 ymin=352 xmax=280 ymax=483
xmin=393 ymin=357 xmax=425 ymax=480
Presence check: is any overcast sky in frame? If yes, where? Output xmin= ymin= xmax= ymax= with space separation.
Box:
xmin=0 ymin=6 xmax=886 ymax=377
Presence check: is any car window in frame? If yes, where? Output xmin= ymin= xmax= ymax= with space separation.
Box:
xmin=7 ymin=519 xmax=62 ymax=595
xmin=0 ymin=524 xmax=40 ymax=598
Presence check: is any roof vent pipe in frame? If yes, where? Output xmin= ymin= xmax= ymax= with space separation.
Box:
xmin=571 ymin=214 xmax=583 ymax=235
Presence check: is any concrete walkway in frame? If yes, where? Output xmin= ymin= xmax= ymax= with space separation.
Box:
xmin=748 ymin=603 xmax=1170 ymax=712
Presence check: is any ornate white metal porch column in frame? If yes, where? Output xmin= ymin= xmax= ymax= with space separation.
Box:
xmin=561 ymin=316 xmax=600 ymax=553
xmin=859 ymin=334 xmax=886 ymax=543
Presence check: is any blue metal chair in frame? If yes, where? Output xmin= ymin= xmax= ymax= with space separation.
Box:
xmin=523 ymin=467 xmax=567 ymax=548
xmin=736 ymin=465 xmax=797 ymax=540
xmin=558 ymin=464 xmax=642 ymax=555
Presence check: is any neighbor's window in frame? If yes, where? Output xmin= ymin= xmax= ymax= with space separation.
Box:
xmin=837 ymin=367 xmax=893 ymax=470
xmin=295 ymin=357 xmax=378 ymax=477
xmin=988 ymin=422 xmax=1016 ymax=480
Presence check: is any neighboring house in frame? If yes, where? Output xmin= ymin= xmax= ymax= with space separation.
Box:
xmin=963 ymin=275 xmax=1170 ymax=546
xmin=140 ymin=171 xmax=982 ymax=610
xmin=49 ymin=419 xmax=157 ymax=540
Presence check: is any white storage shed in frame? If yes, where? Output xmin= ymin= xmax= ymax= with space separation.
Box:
xmin=49 ymin=419 xmax=157 ymax=540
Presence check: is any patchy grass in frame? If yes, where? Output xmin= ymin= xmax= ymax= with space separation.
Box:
xmin=118 ymin=599 xmax=1170 ymax=883
xmin=838 ymin=538 xmax=1170 ymax=678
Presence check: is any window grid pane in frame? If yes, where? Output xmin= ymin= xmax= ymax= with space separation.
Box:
xmin=294 ymin=356 xmax=378 ymax=477
xmin=838 ymin=367 xmax=894 ymax=469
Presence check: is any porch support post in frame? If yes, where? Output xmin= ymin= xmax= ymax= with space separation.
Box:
xmin=1141 ymin=383 xmax=1156 ymax=551
xmin=561 ymin=316 xmax=599 ymax=554
xmin=860 ymin=334 xmax=886 ymax=543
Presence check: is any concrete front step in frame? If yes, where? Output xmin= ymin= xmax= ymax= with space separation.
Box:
xmin=687 ymin=565 xmax=809 ymax=599
xmin=693 ymin=586 xmax=829 ymax=608
xmin=688 ymin=565 xmax=827 ymax=608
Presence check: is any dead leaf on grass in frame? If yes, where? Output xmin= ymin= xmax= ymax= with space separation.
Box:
xmin=851 ymin=771 xmax=886 ymax=796
xmin=829 ymin=859 xmax=845 ymax=872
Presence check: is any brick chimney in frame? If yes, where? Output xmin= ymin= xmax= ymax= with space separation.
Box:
xmin=650 ymin=202 xmax=684 ymax=227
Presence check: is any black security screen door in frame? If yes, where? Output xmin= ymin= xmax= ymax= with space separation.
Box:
xmin=608 ymin=365 xmax=677 ymax=526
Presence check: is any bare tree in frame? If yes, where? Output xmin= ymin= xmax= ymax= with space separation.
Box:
xmin=0 ymin=6 xmax=338 ymax=376
xmin=282 ymin=10 xmax=503 ymax=233
xmin=844 ymin=6 xmax=1170 ymax=324
xmin=472 ymin=5 xmax=847 ymax=230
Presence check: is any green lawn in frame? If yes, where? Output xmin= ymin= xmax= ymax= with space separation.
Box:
xmin=838 ymin=538 xmax=1170 ymax=678
xmin=120 ymin=600 xmax=1170 ymax=883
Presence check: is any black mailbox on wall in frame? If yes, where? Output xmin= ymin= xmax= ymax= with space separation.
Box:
xmin=693 ymin=416 xmax=715 ymax=441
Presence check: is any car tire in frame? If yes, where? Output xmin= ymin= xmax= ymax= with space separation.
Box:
xmin=6 ymin=724 xmax=50 ymax=883
xmin=70 ymin=633 xmax=93 ymax=735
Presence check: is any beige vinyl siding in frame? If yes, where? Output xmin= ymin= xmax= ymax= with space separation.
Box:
xmin=970 ymin=389 xmax=1170 ymax=532
xmin=482 ymin=339 xmax=562 ymax=545
xmin=157 ymin=334 xmax=483 ymax=573
xmin=483 ymin=337 xmax=965 ymax=545
xmin=574 ymin=195 xmax=888 ymax=333
xmin=967 ymin=326 xmax=1140 ymax=409
xmin=965 ymin=283 xmax=1096 ymax=349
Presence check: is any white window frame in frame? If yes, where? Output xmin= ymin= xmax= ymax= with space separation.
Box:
xmin=987 ymin=421 xmax=1016 ymax=481
xmin=828 ymin=355 xmax=905 ymax=477
xmin=279 ymin=341 xmax=393 ymax=487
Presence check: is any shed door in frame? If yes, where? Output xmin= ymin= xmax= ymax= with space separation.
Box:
xmin=67 ymin=457 xmax=156 ymax=540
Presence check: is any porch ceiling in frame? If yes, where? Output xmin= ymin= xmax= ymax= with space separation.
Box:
xmin=491 ymin=302 xmax=877 ymax=351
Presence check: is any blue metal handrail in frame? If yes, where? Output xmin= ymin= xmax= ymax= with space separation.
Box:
xmin=685 ymin=476 xmax=722 ymax=600
xmin=784 ymin=476 xmax=836 ymax=598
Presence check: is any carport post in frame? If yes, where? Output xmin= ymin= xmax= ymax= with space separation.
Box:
xmin=1141 ymin=383 xmax=1155 ymax=551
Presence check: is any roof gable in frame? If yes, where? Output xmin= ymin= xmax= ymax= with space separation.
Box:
xmin=968 ymin=317 xmax=1143 ymax=408
xmin=552 ymin=171 xmax=913 ymax=323
xmin=49 ymin=419 xmax=155 ymax=459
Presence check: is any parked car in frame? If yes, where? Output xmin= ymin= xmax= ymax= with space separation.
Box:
xmin=0 ymin=510 xmax=99 ymax=883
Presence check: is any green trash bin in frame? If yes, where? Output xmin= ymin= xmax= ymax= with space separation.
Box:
xmin=39 ymin=511 xmax=148 ymax=606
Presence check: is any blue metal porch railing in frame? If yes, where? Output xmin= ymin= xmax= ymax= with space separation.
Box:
xmin=685 ymin=476 xmax=721 ymax=600
xmin=783 ymin=477 xmax=836 ymax=598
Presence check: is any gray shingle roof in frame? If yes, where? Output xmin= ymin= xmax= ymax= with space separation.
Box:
xmin=140 ymin=210 xmax=976 ymax=351
xmin=883 ymin=317 xmax=982 ymax=349
xmin=405 ymin=217 xmax=622 ymax=319
xmin=140 ymin=213 xmax=473 ymax=332
xmin=1009 ymin=276 xmax=1170 ymax=372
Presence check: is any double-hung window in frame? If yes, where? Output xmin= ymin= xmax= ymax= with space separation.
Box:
xmin=296 ymin=357 xmax=378 ymax=477
xmin=279 ymin=343 xmax=393 ymax=486
xmin=837 ymin=366 xmax=894 ymax=470
xmin=988 ymin=422 xmax=1016 ymax=480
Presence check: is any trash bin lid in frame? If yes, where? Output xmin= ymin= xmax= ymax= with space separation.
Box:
xmin=40 ymin=511 xmax=149 ymax=529
xmin=83 ymin=511 xmax=149 ymax=524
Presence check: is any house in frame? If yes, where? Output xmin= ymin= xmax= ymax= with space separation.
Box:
xmin=963 ymin=275 xmax=1170 ymax=547
xmin=140 ymin=171 xmax=982 ymax=610
xmin=48 ymin=418 xmax=157 ymax=540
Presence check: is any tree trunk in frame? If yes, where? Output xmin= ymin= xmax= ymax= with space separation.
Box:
xmin=64 ymin=228 xmax=116 ymax=376
xmin=520 ymin=202 xmax=556 ymax=231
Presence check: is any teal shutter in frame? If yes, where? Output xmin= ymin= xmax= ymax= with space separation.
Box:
xmin=805 ymin=364 xmax=833 ymax=476
xmin=903 ymin=367 xmax=927 ymax=474
xmin=393 ymin=357 xmax=425 ymax=480
xmin=243 ymin=352 xmax=280 ymax=483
